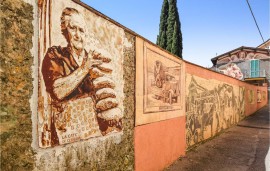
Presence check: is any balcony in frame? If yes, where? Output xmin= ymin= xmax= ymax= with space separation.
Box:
xmin=244 ymin=70 xmax=270 ymax=87
xmin=244 ymin=70 xmax=268 ymax=78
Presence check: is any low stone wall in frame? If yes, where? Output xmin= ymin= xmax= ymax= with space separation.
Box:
xmin=0 ymin=0 xmax=35 ymax=170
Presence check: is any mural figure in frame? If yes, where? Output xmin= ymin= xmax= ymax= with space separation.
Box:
xmin=151 ymin=60 xmax=180 ymax=104
xmin=186 ymin=76 xmax=245 ymax=146
xmin=257 ymin=90 xmax=262 ymax=103
xmin=218 ymin=63 xmax=244 ymax=80
xmin=154 ymin=60 xmax=165 ymax=88
xmin=40 ymin=7 xmax=122 ymax=147
xmin=144 ymin=52 xmax=182 ymax=113
xmin=217 ymin=51 xmax=269 ymax=65
xmin=248 ymin=90 xmax=254 ymax=104
xmin=262 ymin=91 xmax=266 ymax=100
xmin=239 ymin=51 xmax=247 ymax=60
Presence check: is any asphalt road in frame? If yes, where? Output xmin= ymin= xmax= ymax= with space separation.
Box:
xmin=166 ymin=104 xmax=270 ymax=171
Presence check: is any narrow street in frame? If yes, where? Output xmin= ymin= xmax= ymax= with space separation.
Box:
xmin=166 ymin=104 xmax=270 ymax=171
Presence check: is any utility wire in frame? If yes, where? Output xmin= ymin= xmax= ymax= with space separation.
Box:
xmin=246 ymin=0 xmax=265 ymax=43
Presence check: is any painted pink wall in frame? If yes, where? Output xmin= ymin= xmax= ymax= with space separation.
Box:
xmin=135 ymin=117 xmax=185 ymax=171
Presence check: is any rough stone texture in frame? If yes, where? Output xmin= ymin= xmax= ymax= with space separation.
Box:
xmin=97 ymin=31 xmax=135 ymax=171
xmin=0 ymin=0 xmax=35 ymax=170
xmin=103 ymin=31 xmax=135 ymax=171
xmin=0 ymin=0 xmax=136 ymax=170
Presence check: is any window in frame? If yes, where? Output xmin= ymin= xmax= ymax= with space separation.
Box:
xmin=250 ymin=59 xmax=260 ymax=77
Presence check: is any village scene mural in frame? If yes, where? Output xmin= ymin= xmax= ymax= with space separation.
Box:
xmin=185 ymin=75 xmax=245 ymax=146
xmin=144 ymin=48 xmax=182 ymax=113
xmin=38 ymin=1 xmax=125 ymax=148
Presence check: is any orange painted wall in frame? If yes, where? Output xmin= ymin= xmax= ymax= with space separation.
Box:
xmin=134 ymin=53 xmax=268 ymax=171
xmin=135 ymin=117 xmax=185 ymax=171
xmin=244 ymin=84 xmax=268 ymax=116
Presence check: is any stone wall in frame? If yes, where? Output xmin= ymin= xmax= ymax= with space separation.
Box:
xmin=1 ymin=0 xmax=135 ymax=170
xmin=0 ymin=0 xmax=35 ymax=170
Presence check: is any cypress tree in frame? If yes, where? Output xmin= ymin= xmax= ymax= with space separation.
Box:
xmin=166 ymin=0 xmax=176 ymax=52
xmin=171 ymin=21 xmax=180 ymax=56
xmin=176 ymin=5 xmax=183 ymax=58
xmin=157 ymin=0 xmax=169 ymax=49
xmin=160 ymin=31 xmax=166 ymax=48
xmin=166 ymin=0 xmax=183 ymax=58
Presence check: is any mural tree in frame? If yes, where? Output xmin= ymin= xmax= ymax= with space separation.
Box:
xmin=157 ymin=0 xmax=183 ymax=59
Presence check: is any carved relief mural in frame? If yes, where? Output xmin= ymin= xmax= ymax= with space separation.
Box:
xmin=144 ymin=48 xmax=182 ymax=113
xmin=248 ymin=90 xmax=254 ymax=104
xmin=38 ymin=1 xmax=125 ymax=148
xmin=135 ymin=40 xmax=185 ymax=126
xmin=262 ymin=91 xmax=266 ymax=101
xmin=257 ymin=90 xmax=262 ymax=103
xmin=186 ymin=75 xmax=245 ymax=146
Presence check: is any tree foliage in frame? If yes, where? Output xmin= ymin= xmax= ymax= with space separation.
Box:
xmin=156 ymin=0 xmax=169 ymax=49
xmin=171 ymin=21 xmax=180 ymax=56
xmin=157 ymin=0 xmax=183 ymax=58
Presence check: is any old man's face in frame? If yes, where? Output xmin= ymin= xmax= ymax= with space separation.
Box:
xmin=67 ymin=14 xmax=86 ymax=51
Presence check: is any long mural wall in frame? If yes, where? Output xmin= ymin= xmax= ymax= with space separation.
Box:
xmin=185 ymin=62 xmax=268 ymax=147
xmin=1 ymin=0 xmax=268 ymax=170
xmin=134 ymin=38 xmax=268 ymax=170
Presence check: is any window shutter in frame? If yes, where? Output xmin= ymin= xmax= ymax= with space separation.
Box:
xmin=250 ymin=60 xmax=260 ymax=77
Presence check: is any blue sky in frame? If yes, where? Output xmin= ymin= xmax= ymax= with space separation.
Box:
xmin=81 ymin=0 xmax=269 ymax=67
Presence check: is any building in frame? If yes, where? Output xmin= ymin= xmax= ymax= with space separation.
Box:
xmin=257 ymin=38 xmax=270 ymax=49
xmin=211 ymin=39 xmax=270 ymax=88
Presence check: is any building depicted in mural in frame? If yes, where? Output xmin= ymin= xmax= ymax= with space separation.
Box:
xmin=38 ymin=1 xmax=125 ymax=148
xmin=185 ymin=75 xmax=245 ymax=146
xmin=211 ymin=40 xmax=270 ymax=88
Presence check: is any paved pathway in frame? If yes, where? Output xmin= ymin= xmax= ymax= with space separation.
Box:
xmin=166 ymin=105 xmax=270 ymax=171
